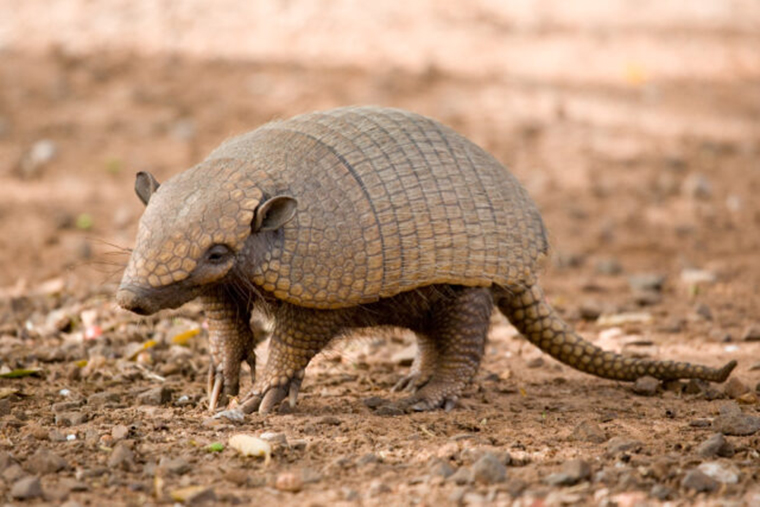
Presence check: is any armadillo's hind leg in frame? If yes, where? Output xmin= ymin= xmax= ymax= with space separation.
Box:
xmin=396 ymin=287 xmax=492 ymax=412
xmin=391 ymin=333 xmax=438 ymax=393
xmin=494 ymin=284 xmax=737 ymax=383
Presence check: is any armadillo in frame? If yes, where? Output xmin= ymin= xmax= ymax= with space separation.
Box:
xmin=116 ymin=106 xmax=736 ymax=414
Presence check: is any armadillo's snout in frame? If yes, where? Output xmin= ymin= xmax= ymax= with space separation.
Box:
xmin=116 ymin=286 xmax=153 ymax=316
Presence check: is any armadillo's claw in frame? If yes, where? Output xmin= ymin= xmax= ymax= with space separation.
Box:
xmin=259 ymin=386 xmax=288 ymax=414
xmin=391 ymin=372 xmax=431 ymax=393
xmin=288 ymin=377 xmax=302 ymax=408
xmin=208 ymin=371 xmax=224 ymax=413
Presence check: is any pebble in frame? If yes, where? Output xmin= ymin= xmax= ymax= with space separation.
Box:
xmin=572 ymin=420 xmax=608 ymax=443
xmin=62 ymin=501 xmax=84 ymax=507
xmin=19 ymin=139 xmax=58 ymax=178
xmin=88 ymin=391 xmax=120 ymax=407
xmin=111 ymin=424 xmax=130 ymax=440
xmin=628 ymin=273 xmax=665 ymax=292
xmin=681 ymin=469 xmax=719 ymax=493
xmin=3 ymin=463 xmax=26 ymax=482
xmin=159 ymin=456 xmax=191 ymax=475
xmin=698 ymin=461 xmax=739 ymax=484
xmin=680 ymin=268 xmax=717 ymax=285
xmin=0 ymin=450 xmax=17 ymax=470
xmin=545 ymin=459 xmax=591 ymax=487
xmin=26 ymin=448 xmax=67 ymax=475
xmin=632 ymin=376 xmax=659 ymax=396
xmin=698 ymin=433 xmax=735 ymax=458
xmin=742 ymin=324 xmax=760 ymax=342
xmin=11 ymin=475 xmax=43 ymax=500
xmin=447 ymin=466 xmax=473 ymax=485
xmin=170 ymin=485 xmax=216 ymax=504
xmin=427 ymin=458 xmax=455 ymax=479
xmin=606 ymin=437 xmax=642 ymax=456
xmin=55 ymin=411 xmax=87 ymax=426
xmin=526 ymin=357 xmax=544 ymax=368
xmin=724 ymin=377 xmax=750 ymax=399
xmin=632 ymin=290 xmax=662 ymax=306
xmin=137 ymin=386 xmax=172 ymax=406
xmin=471 ymin=453 xmax=506 ymax=484
xmin=682 ymin=173 xmax=712 ymax=199
xmin=362 ymin=396 xmax=385 ymax=409
xmin=578 ymin=301 xmax=602 ymax=320
xmin=650 ymin=484 xmax=673 ymax=501
xmin=275 ymin=471 xmax=303 ymax=492
xmin=714 ymin=412 xmax=760 ymax=436
xmin=693 ymin=303 xmax=713 ymax=320
xmin=595 ymin=258 xmax=622 ymax=276
xmin=259 ymin=432 xmax=288 ymax=446
xmin=356 ymin=453 xmax=381 ymax=466
xmin=108 ymin=443 xmax=136 ymax=471
xmin=368 ymin=479 xmax=391 ymax=497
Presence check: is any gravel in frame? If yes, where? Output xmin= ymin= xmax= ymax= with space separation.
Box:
xmin=11 ymin=475 xmax=43 ymax=500
xmin=26 ymin=448 xmax=67 ymax=475
xmin=697 ymin=433 xmax=735 ymax=458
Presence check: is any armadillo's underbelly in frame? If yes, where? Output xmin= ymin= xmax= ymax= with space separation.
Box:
xmin=210 ymin=107 xmax=548 ymax=309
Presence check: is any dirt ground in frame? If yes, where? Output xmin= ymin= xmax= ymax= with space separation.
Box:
xmin=1 ymin=18 xmax=760 ymax=506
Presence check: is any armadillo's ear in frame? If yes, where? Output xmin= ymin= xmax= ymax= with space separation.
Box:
xmin=135 ymin=171 xmax=161 ymax=206
xmin=253 ymin=196 xmax=298 ymax=232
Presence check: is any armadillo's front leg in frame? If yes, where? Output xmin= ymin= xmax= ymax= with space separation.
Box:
xmin=239 ymin=303 xmax=343 ymax=415
xmin=202 ymin=289 xmax=257 ymax=412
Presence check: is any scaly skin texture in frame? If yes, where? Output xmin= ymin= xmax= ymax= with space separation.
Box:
xmin=116 ymin=106 xmax=737 ymax=415
xmin=495 ymin=284 xmax=736 ymax=382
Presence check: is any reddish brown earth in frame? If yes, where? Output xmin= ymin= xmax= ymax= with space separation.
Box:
xmin=0 ymin=45 xmax=759 ymax=506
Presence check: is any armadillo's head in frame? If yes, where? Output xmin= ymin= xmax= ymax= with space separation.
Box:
xmin=116 ymin=159 xmax=297 ymax=315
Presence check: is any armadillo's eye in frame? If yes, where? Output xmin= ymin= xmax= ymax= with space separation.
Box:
xmin=206 ymin=244 xmax=232 ymax=264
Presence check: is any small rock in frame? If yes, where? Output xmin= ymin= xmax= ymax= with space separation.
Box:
xmin=259 ymin=432 xmax=287 ymax=446
xmin=356 ymin=453 xmax=381 ymax=466
xmin=367 ymin=479 xmax=391 ymax=497
xmin=26 ymin=448 xmax=67 ymax=475
xmin=362 ymin=396 xmax=385 ymax=409
xmin=301 ymin=467 xmax=321 ymax=484
xmin=88 ymin=391 xmax=120 ymax=407
xmin=3 ymin=463 xmax=25 ymax=482
xmin=170 ymin=485 xmax=216 ymax=504
xmin=742 ymin=324 xmax=760 ymax=342
xmin=52 ymin=401 xmax=83 ymax=413
xmin=563 ymin=458 xmax=591 ymax=483
xmin=111 ymin=424 xmax=130 ymax=441
xmin=159 ymin=456 xmax=191 ymax=475
xmin=108 ymin=443 xmax=136 ymax=471
xmin=428 ymin=458 xmax=455 ymax=479
xmin=578 ymin=301 xmax=602 ymax=320
xmin=375 ymin=405 xmax=404 ymax=416
xmin=681 ymin=469 xmax=719 ymax=493
xmin=628 ymin=274 xmax=665 ymax=293
xmin=0 ymin=450 xmax=17 ymax=470
xmin=650 ymin=484 xmax=673 ymax=501
xmin=317 ymin=416 xmax=341 ymax=426
xmin=447 ymin=466 xmax=473 ymax=485
xmin=62 ymin=502 xmax=84 ymax=507
xmin=526 ymin=357 xmax=544 ymax=368
xmin=698 ymin=461 xmax=739 ymax=484
xmin=11 ymin=475 xmax=43 ymax=500
xmin=606 ymin=437 xmax=642 ymax=456
xmin=632 ymin=290 xmax=662 ymax=306
xmin=680 ymin=268 xmax=717 ymax=285
xmin=0 ymin=398 xmax=10 ymax=416
xmin=595 ymin=258 xmax=622 ymax=276
xmin=471 ymin=453 xmax=506 ymax=484
xmin=682 ymin=173 xmax=712 ymax=199
xmin=632 ymin=376 xmax=659 ymax=396
xmin=275 ymin=471 xmax=303 ymax=492
xmin=19 ymin=139 xmax=58 ymax=178
xmin=572 ymin=420 xmax=608 ymax=443
xmin=136 ymin=386 xmax=172 ymax=406
xmin=693 ymin=303 xmax=713 ymax=320
xmin=698 ymin=433 xmax=735 ymax=458
xmin=714 ymin=412 xmax=760 ymax=436
xmin=724 ymin=377 xmax=750 ymax=399
xmin=685 ymin=379 xmax=710 ymax=395
xmin=55 ymin=411 xmax=86 ymax=426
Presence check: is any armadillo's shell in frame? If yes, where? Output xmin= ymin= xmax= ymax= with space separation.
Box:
xmin=208 ymin=107 xmax=548 ymax=309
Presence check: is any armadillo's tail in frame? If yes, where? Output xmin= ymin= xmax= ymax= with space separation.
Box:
xmin=492 ymin=284 xmax=736 ymax=383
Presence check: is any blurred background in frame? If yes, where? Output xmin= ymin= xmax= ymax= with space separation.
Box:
xmin=0 ymin=0 xmax=758 ymax=297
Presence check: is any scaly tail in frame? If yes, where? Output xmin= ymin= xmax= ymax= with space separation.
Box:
xmin=493 ymin=284 xmax=736 ymax=382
